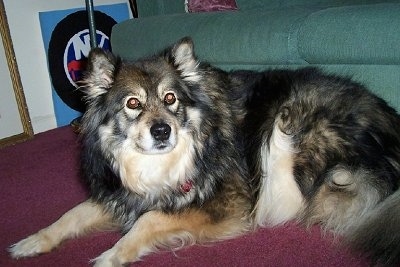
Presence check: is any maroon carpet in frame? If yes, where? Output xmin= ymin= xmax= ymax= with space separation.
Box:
xmin=0 ymin=126 xmax=370 ymax=266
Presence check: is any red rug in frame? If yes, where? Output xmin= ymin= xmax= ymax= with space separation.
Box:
xmin=0 ymin=126 xmax=369 ymax=266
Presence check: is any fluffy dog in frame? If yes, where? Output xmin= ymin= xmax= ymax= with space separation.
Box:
xmin=9 ymin=38 xmax=252 ymax=266
xmin=9 ymin=37 xmax=400 ymax=265
xmin=231 ymin=68 xmax=400 ymax=265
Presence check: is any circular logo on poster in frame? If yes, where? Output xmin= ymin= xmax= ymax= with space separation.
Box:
xmin=64 ymin=29 xmax=111 ymax=88
xmin=48 ymin=10 xmax=116 ymax=112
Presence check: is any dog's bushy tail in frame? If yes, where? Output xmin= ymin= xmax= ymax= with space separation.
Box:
xmin=347 ymin=189 xmax=400 ymax=265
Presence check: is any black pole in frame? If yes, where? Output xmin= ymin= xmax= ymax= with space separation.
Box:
xmin=71 ymin=0 xmax=97 ymax=133
xmin=129 ymin=0 xmax=138 ymax=18
xmin=85 ymin=0 xmax=97 ymax=48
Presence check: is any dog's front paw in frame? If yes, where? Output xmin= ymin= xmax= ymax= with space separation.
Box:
xmin=9 ymin=233 xmax=53 ymax=259
xmin=92 ymin=248 xmax=124 ymax=267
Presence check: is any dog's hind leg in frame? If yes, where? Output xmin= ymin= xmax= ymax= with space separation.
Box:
xmin=92 ymin=209 xmax=249 ymax=267
xmin=9 ymin=199 xmax=114 ymax=258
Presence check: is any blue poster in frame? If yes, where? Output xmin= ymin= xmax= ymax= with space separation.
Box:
xmin=39 ymin=3 xmax=130 ymax=127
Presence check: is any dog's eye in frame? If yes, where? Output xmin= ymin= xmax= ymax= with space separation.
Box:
xmin=126 ymin=97 xmax=141 ymax=109
xmin=164 ymin=92 xmax=176 ymax=105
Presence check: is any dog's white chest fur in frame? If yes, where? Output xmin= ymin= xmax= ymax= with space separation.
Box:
xmin=116 ymin=130 xmax=196 ymax=197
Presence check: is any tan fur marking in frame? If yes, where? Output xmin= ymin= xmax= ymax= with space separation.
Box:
xmin=93 ymin=209 xmax=250 ymax=266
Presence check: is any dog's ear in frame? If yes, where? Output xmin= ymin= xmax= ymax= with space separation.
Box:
xmin=164 ymin=37 xmax=200 ymax=82
xmin=82 ymin=48 xmax=119 ymax=100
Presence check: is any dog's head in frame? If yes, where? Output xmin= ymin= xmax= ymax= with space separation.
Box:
xmin=83 ymin=37 xmax=200 ymax=154
xmin=80 ymin=37 xmax=206 ymax=196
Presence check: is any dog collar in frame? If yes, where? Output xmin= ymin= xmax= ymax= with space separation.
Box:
xmin=180 ymin=180 xmax=193 ymax=193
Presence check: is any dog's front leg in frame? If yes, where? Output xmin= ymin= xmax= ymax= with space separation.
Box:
xmin=9 ymin=199 xmax=114 ymax=258
xmin=93 ymin=209 xmax=215 ymax=267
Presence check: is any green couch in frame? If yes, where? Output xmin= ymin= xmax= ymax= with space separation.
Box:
xmin=111 ymin=0 xmax=400 ymax=110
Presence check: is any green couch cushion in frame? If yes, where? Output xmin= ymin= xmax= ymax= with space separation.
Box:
xmin=136 ymin=0 xmax=398 ymax=16
xmin=111 ymin=7 xmax=318 ymax=65
xmin=298 ymin=3 xmax=400 ymax=64
xmin=112 ymin=3 xmax=399 ymax=65
xmin=137 ymin=0 xmax=184 ymax=17
xmin=235 ymin=0 xmax=397 ymax=10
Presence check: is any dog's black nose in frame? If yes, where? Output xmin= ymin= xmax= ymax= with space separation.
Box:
xmin=150 ymin=123 xmax=171 ymax=141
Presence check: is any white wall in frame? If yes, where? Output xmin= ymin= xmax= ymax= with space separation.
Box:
xmin=3 ymin=0 xmax=131 ymax=133
xmin=0 ymin=35 xmax=23 ymax=138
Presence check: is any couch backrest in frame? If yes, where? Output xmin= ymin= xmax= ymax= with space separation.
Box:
xmin=235 ymin=0 xmax=398 ymax=10
xmin=137 ymin=0 xmax=399 ymax=17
